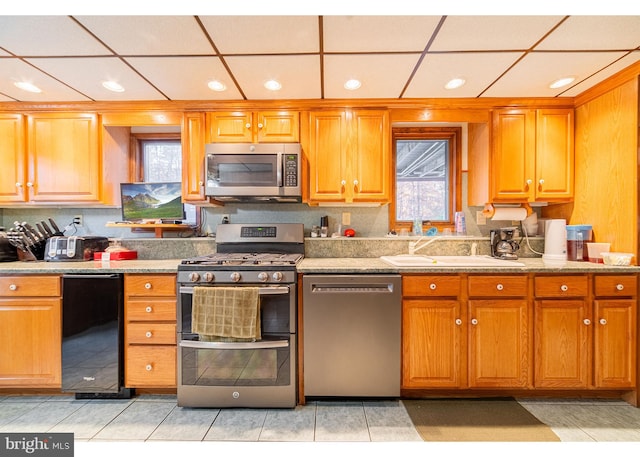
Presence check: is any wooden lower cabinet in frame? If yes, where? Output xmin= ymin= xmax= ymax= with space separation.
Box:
xmin=124 ymin=273 xmax=177 ymax=388
xmin=0 ymin=275 xmax=62 ymax=387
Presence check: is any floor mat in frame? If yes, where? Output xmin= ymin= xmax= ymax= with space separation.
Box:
xmin=403 ymin=398 xmax=561 ymax=442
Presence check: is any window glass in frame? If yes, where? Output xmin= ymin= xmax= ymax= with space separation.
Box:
xmin=142 ymin=140 xmax=182 ymax=182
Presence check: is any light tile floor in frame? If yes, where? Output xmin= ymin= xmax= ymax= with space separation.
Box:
xmin=2 ymin=394 xmax=640 ymax=451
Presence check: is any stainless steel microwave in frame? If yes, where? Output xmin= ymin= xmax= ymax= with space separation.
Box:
xmin=205 ymin=143 xmax=302 ymax=202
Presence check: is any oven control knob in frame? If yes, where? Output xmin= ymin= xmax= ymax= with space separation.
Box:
xmin=230 ymin=272 xmax=241 ymax=282
xmin=203 ymin=272 xmax=215 ymax=283
xmin=272 ymin=271 xmax=284 ymax=282
xmin=188 ymin=272 xmax=200 ymax=282
xmin=258 ymin=272 xmax=269 ymax=282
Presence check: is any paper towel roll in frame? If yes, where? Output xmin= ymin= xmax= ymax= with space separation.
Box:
xmin=491 ymin=207 xmax=528 ymax=221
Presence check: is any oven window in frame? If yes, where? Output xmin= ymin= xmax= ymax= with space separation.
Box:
xmin=207 ymin=155 xmax=278 ymax=187
xmin=180 ymin=342 xmax=291 ymax=386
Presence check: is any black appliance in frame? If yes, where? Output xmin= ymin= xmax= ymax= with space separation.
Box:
xmin=490 ymin=227 xmax=521 ymax=260
xmin=45 ymin=236 xmax=109 ymax=261
xmin=62 ymin=274 xmax=132 ymax=399
xmin=177 ymin=223 xmax=304 ymax=408
xmin=0 ymin=228 xmax=18 ymax=262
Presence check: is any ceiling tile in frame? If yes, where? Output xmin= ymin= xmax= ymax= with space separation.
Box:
xmin=403 ymin=52 xmax=524 ymax=98
xmin=0 ymin=16 xmax=111 ymax=56
xmin=224 ymin=55 xmax=321 ymax=100
xmin=74 ymin=16 xmax=213 ymax=55
xmin=199 ymin=16 xmax=319 ymax=54
xmin=324 ymin=54 xmax=421 ymax=99
xmin=26 ymin=57 xmax=167 ymax=101
xmin=323 ymin=16 xmax=442 ymax=52
xmin=125 ymin=56 xmax=243 ymax=100
xmin=484 ymin=51 xmax=628 ymax=97
xmin=430 ymin=16 xmax=564 ymax=51
xmin=537 ymin=16 xmax=640 ymax=50
xmin=562 ymin=51 xmax=640 ymax=96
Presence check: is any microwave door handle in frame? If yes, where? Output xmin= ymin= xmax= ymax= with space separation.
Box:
xmin=276 ymin=152 xmax=283 ymax=187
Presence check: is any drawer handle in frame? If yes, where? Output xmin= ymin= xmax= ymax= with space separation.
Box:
xmin=583 ymin=319 xmax=591 ymax=326
xmin=145 ymin=283 xmax=152 ymax=289
xmin=560 ymin=285 xmax=568 ymax=292
xmin=145 ymin=364 xmax=153 ymax=371
xmin=145 ymin=331 xmax=153 ymax=338
xmin=9 ymin=284 xmax=17 ymax=291
xmin=496 ymin=284 xmax=503 ymax=291
xmin=616 ymin=284 xmax=624 ymax=291
xmin=471 ymin=318 xmax=478 ymax=325
xmin=145 ymin=306 xmax=153 ymax=313
xmin=455 ymin=318 xmax=462 ymax=326
xmin=429 ymin=283 xmax=437 ymax=290
xmin=599 ymin=318 xmax=607 ymax=326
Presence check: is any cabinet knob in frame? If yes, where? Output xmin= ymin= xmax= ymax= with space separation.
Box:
xmin=245 ymin=123 xmax=251 ymax=129
xmin=455 ymin=319 xmax=462 ymax=326
xmin=15 ymin=182 xmax=22 ymax=188
xmin=257 ymin=123 xmax=264 ymax=129
xmin=583 ymin=319 xmax=591 ymax=325
xmin=341 ymin=180 xmax=346 ymax=186
xmin=9 ymin=284 xmax=17 ymax=291
xmin=616 ymin=284 xmax=624 ymax=291
xmin=560 ymin=284 xmax=568 ymax=292
xmin=526 ymin=179 xmax=532 ymax=186
xmin=145 ymin=306 xmax=152 ymax=313
xmin=539 ymin=179 xmax=545 ymax=185
xmin=429 ymin=283 xmax=437 ymax=290
xmin=145 ymin=282 xmax=152 ymax=289
xmin=496 ymin=283 xmax=504 ymax=291
xmin=26 ymin=182 xmax=34 ymax=187
xmin=145 ymin=331 xmax=153 ymax=338
xmin=145 ymin=364 xmax=153 ymax=371
xmin=353 ymin=179 xmax=359 ymax=186
xmin=471 ymin=318 xmax=478 ymax=325
xmin=599 ymin=318 xmax=607 ymax=325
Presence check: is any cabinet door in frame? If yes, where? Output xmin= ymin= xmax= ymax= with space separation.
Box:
xmin=182 ymin=112 xmax=207 ymax=203
xmin=468 ymin=299 xmax=530 ymax=388
xmin=534 ymin=299 xmax=590 ymax=388
xmin=352 ymin=110 xmax=390 ymax=202
xmin=308 ymin=111 xmax=348 ymax=201
xmin=402 ymin=299 xmax=464 ymax=388
xmin=0 ymin=114 xmax=27 ymax=203
xmin=206 ymin=112 xmax=253 ymax=142
xmin=535 ymin=109 xmax=574 ymax=201
xmin=594 ymin=299 xmax=636 ymax=388
xmin=256 ymin=111 xmax=299 ymax=142
xmin=490 ymin=109 xmax=536 ymax=202
xmin=27 ymin=113 xmax=100 ymax=202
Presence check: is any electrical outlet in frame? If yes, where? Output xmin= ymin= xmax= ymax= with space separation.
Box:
xmin=73 ymin=215 xmax=83 ymax=226
xmin=221 ymin=214 xmax=230 ymax=224
xmin=476 ymin=211 xmax=487 ymax=225
xmin=342 ymin=212 xmax=351 ymax=226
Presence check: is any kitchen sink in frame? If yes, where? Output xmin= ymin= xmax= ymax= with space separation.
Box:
xmin=380 ymin=255 xmax=525 ymax=267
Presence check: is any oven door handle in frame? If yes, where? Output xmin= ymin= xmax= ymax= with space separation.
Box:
xmin=179 ymin=286 xmax=290 ymax=295
xmin=179 ymin=339 xmax=289 ymax=350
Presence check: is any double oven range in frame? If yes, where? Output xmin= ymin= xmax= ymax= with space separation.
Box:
xmin=176 ymin=223 xmax=303 ymax=408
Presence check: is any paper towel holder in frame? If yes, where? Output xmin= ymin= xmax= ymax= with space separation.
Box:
xmin=482 ymin=203 xmax=532 ymax=221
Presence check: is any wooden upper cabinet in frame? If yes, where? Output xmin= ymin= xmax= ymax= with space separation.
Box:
xmin=26 ymin=112 xmax=101 ymax=203
xmin=0 ymin=114 xmax=27 ymax=203
xmin=490 ymin=108 xmax=574 ymax=203
xmin=206 ymin=111 xmax=299 ymax=143
xmin=182 ymin=112 xmax=207 ymax=203
xmin=308 ymin=109 xmax=390 ymax=204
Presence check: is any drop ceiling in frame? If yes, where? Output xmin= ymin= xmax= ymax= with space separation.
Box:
xmin=0 ymin=15 xmax=639 ymax=103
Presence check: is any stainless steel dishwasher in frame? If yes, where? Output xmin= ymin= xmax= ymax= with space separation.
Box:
xmin=302 ymin=274 xmax=401 ymax=397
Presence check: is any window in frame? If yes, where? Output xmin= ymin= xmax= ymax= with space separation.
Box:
xmin=390 ymin=127 xmax=462 ymax=232
xmin=131 ymin=133 xmax=181 ymax=182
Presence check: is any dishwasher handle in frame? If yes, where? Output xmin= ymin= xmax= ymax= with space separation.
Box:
xmin=310 ymin=284 xmax=396 ymax=293
xmin=62 ymin=274 xmax=121 ymax=279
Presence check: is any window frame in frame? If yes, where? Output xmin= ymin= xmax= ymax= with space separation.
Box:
xmin=389 ymin=127 xmax=462 ymax=233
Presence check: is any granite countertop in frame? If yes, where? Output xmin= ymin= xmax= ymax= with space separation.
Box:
xmin=0 ymin=259 xmax=182 ymax=274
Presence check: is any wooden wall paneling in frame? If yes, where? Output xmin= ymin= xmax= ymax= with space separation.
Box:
xmin=102 ymin=126 xmax=132 ymax=206
xmin=467 ymin=122 xmax=490 ymax=207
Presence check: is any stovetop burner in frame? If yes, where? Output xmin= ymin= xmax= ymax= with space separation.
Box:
xmin=181 ymin=252 xmax=303 ymax=267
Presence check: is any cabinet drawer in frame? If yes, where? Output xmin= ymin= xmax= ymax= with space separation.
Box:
xmin=126 ymin=299 xmax=176 ymax=321
xmin=535 ymin=275 xmax=588 ymax=297
xmin=0 ymin=275 xmax=60 ymax=297
xmin=468 ymin=275 xmax=527 ymax=297
xmin=125 ymin=345 xmax=176 ymax=387
xmin=594 ymin=275 xmax=637 ymax=297
xmin=125 ymin=274 xmax=176 ymax=296
xmin=127 ymin=322 xmax=176 ymax=344
xmin=402 ymin=275 xmax=461 ymax=297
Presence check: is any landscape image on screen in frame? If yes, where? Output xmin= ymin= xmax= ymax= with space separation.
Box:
xmin=120 ymin=182 xmax=184 ymax=221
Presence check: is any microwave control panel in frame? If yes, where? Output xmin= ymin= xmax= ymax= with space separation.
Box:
xmin=284 ymin=154 xmax=298 ymax=187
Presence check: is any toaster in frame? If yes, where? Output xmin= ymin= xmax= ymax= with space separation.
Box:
xmin=45 ymin=236 xmax=110 ymax=261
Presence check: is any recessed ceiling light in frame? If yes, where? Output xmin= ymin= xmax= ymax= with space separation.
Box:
xmin=14 ymin=81 xmax=42 ymax=93
xmin=102 ymin=81 xmax=125 ymax=92
xmin=549 ymin=77 xmax=576 ymax=89
xmin=344 ymin=79 xmax=361 ymax=90
xmin=264 ymin=79 xmax=282 ymax=91
xmin=207 ymin=80 xmax=226 ymax=92
xmin=444 ymin=78 xmax=466 ymax=90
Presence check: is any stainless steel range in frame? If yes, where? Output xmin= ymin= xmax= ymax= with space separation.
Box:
xmin=176 ymin=223 xmax=304 ymax=408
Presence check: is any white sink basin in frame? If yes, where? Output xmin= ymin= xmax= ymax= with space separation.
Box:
xmin=380 ymin=255 xmax=525 ymax=267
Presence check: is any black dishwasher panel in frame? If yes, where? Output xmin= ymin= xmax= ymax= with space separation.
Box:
xmin=62 ymin=274 xmax=132 ymax=399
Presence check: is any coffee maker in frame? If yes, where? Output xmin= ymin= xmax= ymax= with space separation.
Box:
xmin=490 ymin=227 xmax=521 ymax=260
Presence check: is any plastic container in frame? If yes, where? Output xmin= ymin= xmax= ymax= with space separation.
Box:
xmin=566 ymin=225 xmax=592 ymax=261
xmin=586 ymin=242 xmax=610 ymax=263
xmin=601 ymin=252 xmax=634 ymax=266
